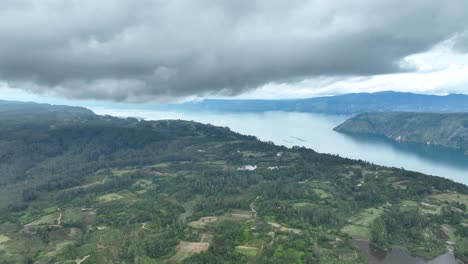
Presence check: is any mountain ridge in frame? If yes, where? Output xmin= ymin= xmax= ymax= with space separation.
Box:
xmin=164 ymin=91 xmax=468 ymax=114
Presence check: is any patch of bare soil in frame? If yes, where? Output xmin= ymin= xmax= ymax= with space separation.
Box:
xmin=177 ymin=241 xmax=210 ymax=253
xmin=231 ymin=213 xmax=251 ymax=219
xmin=188 ymin=216 xmax=218 ymax=228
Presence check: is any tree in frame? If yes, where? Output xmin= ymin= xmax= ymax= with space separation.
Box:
xmin=370 ymin=217 xmax=388 ymax=249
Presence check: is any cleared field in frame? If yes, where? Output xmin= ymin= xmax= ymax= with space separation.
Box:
xmin=44 ymin=241 xmax=74 ymax=257
xmin=342 ymin=225 xmax=369 ymax=238
xmin=43 ymin=206 xmax=58 ymax=214
xmin=61 ymin=208 xmax=77 ymax=220
xmin=349 ymin=206 xmax=385 ymax=226
xmin=239 ymin=151 xmax=265 ymax=157
xmin=147 ymin=162 xmax=170 ymax=169
xmin=169 ymin=241 xmax=210 ymax=262
xmin=231 ymin=213 xmax=252 ymax=220
xmin=235 ymin=245 xmax=258 ymax=256
xmin=292 ymin=202 xmax=313 ymax=208
xmin=134 ymin=179 xmax=152 ymax=187
xmin=342 ymin=206 xmax=386 ymax=239
xmin=0 ymin=235 xmax=10 ymax=244
xmin=431 ymin=192 xmax=468 ymax=205
xmin=313 ymin=189 xmax=332 ymax=198
xmin=401 ymin=200 xmax=418 ymax=206
xmin=269 ymin=222 xmax=302 ymax=234
xmin=66 ymin=177 xmax=108 ymax=191
xmin=198 ymin=160 xmax=227 ymax=166
xmin=111 ymin=168 xmax=136 ymax=176
xmin=200 ymin=233 xmax=213 ymax=243
xmin=98 ymin=193 xmax=124 ymax=202
xmin=177 ymin=241 xmax=210 ymax=253
xmin=26 ymin=213 xmax=57 ymax=226
xmin=188 ymin=216 xmax=218 ymax=229
xmin=391 ymin=181 xmax=409 ymax=190
xmin=442 ymin=224 xmax=457 ymax=241
xmin=227 ymin=209 xmax=252 ymax=220
xmin=419 ymin=202 xmax=440 ymax=215
xmin=401 ymin=200 xmax=419 ymax=211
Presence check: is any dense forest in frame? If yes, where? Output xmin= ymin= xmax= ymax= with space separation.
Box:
xmin=334 ymin=112 xmax=468 ymax=155
xmin=0 ymin=101 xmax=467 ymax=263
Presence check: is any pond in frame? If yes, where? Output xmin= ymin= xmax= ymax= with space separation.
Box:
xmin=352 ymin=240 xmax=463 ymax=264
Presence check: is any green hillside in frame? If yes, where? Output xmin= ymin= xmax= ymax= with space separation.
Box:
xmin=0 ymin=103 xmax=467 ymax=263
xmin=335 ymin=112 xmax=468 ymax=155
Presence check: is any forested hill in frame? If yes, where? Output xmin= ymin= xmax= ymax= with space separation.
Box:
xmin=0 ymin=101 xmax=467 ymax=263
xmin=0 ymin=100 xmax=95 ymax=121
xmin=0 ymin=102 xmax=246 ymax=209
xmin=163 ymin=91 xmax=468 ymax=114
xmin=334 ymin=112 xmax=468 ymax=155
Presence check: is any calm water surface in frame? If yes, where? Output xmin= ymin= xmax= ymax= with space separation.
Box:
xmin=353 ymin=240 xmax=463 ymax=264
xmin=93 ymin=109 xmax=468 ymax=185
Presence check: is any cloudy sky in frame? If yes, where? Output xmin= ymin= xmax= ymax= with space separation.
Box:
xmin=1 ymin=0 xmax=468 ymax=104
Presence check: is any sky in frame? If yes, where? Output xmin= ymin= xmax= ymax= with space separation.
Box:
xmin=1 ymin=0 xmax=468 ymax=105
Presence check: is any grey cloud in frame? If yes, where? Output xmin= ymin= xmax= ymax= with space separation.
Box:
xmin=454 ymin=31 xmax=468 ymax=52
xmin=1 ymin=0 xmax=468 ymax=102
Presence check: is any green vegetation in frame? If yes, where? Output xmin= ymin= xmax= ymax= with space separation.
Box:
xmin=0 ymin=101 xmax=467 ymax=263
xmin=455 ymin=239 xmax=468 ymax=262
xmin=235 ymin=246 xmax=258 ymax=256
xmin=0 ymin=235 xmax=10 ymax=244
xmin=342 ymin=225 xmax=369 ymax=238
xmin=334 ymin=112 xmax=468 ymax=154
xmin=97 ymin=193 xmax=124 ymax=203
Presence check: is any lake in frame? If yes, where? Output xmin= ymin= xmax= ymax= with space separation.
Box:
xmin=92 ymin=108 xmax=468 ymax=185
xmin=352 ymin=240 xmax=463 ymax=264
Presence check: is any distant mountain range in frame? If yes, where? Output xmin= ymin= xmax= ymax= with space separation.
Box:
xmin=165 ymin=91 xmax=468 ymax=115
xmin=334 ymin=112 xmax=468 ymax=155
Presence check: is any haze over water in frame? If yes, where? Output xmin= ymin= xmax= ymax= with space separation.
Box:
xmin=93 ymin=108 xmax=468 ymax=185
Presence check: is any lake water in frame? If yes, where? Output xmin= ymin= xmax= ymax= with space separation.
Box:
xmin=92 ymin=108 xmax=468 ymax=185
xmin=352 ymin=240 xmax=463 ymax=264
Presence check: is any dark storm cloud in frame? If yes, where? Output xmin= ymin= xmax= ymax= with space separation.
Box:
xmin=1 ymin=0 xmax=468 ymax=102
